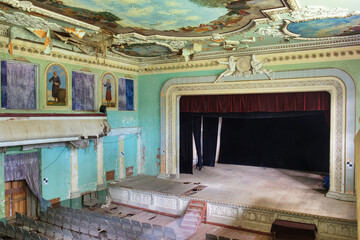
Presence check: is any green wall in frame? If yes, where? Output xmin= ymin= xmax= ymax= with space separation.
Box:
xmin=0 ymin=50 xmax=141 ymax=212
xmin=138 ymin=59 xmax=360 ymax=177
xmin=41 ymin=146 xmax=71 ymax=201
xmin=138 ymin=69 xmax=222 ymax=175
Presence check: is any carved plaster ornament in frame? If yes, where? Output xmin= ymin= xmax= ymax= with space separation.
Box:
xmin=255 ymin=23 xmax=287 ymax=38
xmin=181 ymin=42 xmax=202 ymax=62
xmin=214 ymin=55 xmax=272 ymax=83
xmin=288 ymin=6 xmax=360 ymax=21
xmin=0 ymin=10 xmax=62 ymax=31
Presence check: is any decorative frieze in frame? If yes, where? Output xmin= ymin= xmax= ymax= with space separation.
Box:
xmin=208 ymin=204 xmax=238 ymax=219
xmin=243 ymin=209 xmax=275 ymax=224
xmin=318 ymin=221 xmax=357 ymax=239
xmin=154 ymin=196 xmax=178 ymax=210
xmin=131 ymin=192 xmax=152 ymax=205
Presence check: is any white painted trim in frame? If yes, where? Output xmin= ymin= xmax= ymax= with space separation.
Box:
xmin=97 ymin=138 xmax=104 ymax=187
xmin=107 ymin=127 xmax=141 ymax=136
xmin=0 ymin=137 xmax=79 ymax=147
xmin=70 ymin=145 xmax=79 ymax=198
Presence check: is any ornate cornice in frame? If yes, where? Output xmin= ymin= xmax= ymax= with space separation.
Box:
xmin=139 ymin=45 xmax=360 ymax=74
xmin=0 ymin=36 xmax=138 ymax=74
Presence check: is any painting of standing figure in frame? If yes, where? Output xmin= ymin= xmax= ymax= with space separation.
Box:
xmin=46 ymin=63 xmax=67 ymax=106
xmin=102 ymin=72 xmax=117 ymax=108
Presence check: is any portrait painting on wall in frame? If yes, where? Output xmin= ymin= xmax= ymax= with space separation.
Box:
xmin=101 ymin=72 xmax=117 ymax=108
xmin=46 ymin=63 xmax=68 ymax=107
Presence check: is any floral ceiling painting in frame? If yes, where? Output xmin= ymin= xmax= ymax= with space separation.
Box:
xmin=29 ymin=0 xmax=286 ymax=35
xmin=287 ymin=15 xmax=360 ymax=38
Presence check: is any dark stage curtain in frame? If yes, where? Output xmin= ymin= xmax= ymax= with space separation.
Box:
xmin=218 ymin=111 xmax=330 ymax=173
xmin=203 ymin=117 xmax=218 ymax=167
xmin=180 ymin=92 xmax=330 ymax=113
xmin=179 ymin=113 xmax=193 ymax=174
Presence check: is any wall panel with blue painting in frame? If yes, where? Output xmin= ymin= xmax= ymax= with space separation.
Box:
xmin=1 ymin=60 xmax=37 ymax=110
xmin=118 ymin=78 xmax=134 ymax=111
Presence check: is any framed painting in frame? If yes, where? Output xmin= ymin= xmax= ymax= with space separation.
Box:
xmin=1 ymin=60 xmax=37 ymax=110
xmin=101 ymin=72 xmax=117 ymax=109
xmin=118 ymin=78 xmax=134 ymax=111
xmin=72 ymin=70 xmax=96 ymax=111
xmin=45 ymin=63 xmax=68 ymax=107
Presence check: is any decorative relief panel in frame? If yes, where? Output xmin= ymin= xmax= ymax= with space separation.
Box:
xmin=131 ymin=192 xmax=152 ymax=205
xmin=208 ymin=204 xmax=238 ymax=219
xmin=243 ymin=209 xmax=275 ymax=224
xmin=111 ymin=188 xmax=129 ymax=200
xmin=154 ymin=196 xmax=178 ymax=210
xmin=318 ymin=221 xmax=357 ymax=239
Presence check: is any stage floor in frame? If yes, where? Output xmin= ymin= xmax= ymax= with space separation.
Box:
xmin=111 ymin=164 xmax=356 ymax=221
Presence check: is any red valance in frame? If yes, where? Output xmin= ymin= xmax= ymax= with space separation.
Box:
xmin=180 ymin=92 xmax=330 ymax=113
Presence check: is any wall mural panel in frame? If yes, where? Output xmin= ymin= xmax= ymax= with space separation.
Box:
xmin=1 ymin=60 xmax=36 ymax=110
xmin=46 ymin=63 xmax=68 ymax=107
xmin=118 ymin=78 xmax=134 ymax=111
xmin=72 ymin=71 xmax=95 ymax=111
xmin=101 ymin=72 xmax=117 ymax=108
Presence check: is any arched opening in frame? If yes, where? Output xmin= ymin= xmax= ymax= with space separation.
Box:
xmin=159 ymin=69 xmax=355 ymax=201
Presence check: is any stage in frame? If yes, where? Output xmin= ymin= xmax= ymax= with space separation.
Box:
xmin=108 ymin=164 xmax=357 ymax=240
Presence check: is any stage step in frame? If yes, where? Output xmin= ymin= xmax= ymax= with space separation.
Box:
xmin=180 ymin=200 xmax=207 ymax=234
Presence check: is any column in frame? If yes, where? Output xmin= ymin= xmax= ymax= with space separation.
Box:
xmin=69 ymin=145 xmax=80 ymax=208
xmin=96 ymin=138 xmax=105 ymax=191
xmin=0 ymin=153 xmax=5 ymax=220
xmin=118 ymin=135 xmax=125 ymax=180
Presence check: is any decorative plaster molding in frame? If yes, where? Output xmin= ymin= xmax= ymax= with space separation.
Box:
xmin=214 ymin=55 xmax=272 ymax=83
xmin=154 ymin=196 xmax=178 ymax=210
xmin=139 ymin=45 xmax=360 ymax=74
xmin=109 ymin=184 xmax=357 ymax=240
xmin=0 ymin=10 xmax=62 ymax=31
xmin=131 ymin=192 xmax=152 ymax=205
xmin=288 ymin=6 xmax=360 ymax=21
xmin=0 ymin=36 xmax=138 ymax=73
xmin=0 ymin=0 xmax=99 ymax=31
xmin=255 ymin=24 xmax=287 ymax=38
xmin=243 ymin=209 xmax=275 ymax=224
xmin=208 ymin=204 xmax=238 ymax=219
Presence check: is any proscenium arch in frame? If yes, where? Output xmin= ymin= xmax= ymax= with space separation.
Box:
xmin=159 ymin=69 xmax=356 ymax=201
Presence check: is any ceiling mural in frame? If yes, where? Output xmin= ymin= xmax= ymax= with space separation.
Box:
xmin=286 ymin=15 xmax=360 ymax=38
xmin=28 ymin=0 xmax=288 ymax=36
xmin=114 ymin=43 xmax=173 ymax=57
xmin=0 ymin=0 xmax=359 ymax=61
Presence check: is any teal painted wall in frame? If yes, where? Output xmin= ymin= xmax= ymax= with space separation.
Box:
xmin=138 ymin=69 xmax=222 ymax=176
xmin=41 ymin=146 xmax=71 ymax=201
xmin=0 ymin=50 xmax=140 ymax=211
xmin=78 ymin=141 xmax=97 ymax=193
xmin=103 ymin=135 xmax=120 ymax=182
xmin=124 ymin=134 xmax=138 ymax=176
xmin=138 ymin=59 xmax=360 ymax=177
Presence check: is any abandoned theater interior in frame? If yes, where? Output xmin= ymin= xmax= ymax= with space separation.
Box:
xmin=0 ymin=0 xmax=360 ymax=239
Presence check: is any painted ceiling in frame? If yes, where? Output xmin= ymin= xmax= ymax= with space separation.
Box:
xmin=0 ymin=0 xmax=359 ymax=61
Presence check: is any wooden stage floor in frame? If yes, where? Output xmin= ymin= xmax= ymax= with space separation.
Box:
xmin=111 ymin=164 xmax=356 ymax=221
